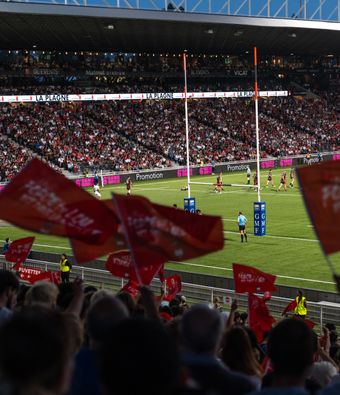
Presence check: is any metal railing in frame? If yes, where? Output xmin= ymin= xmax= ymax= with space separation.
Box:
xmin=4 ymin=257 xmax=340 ymax=328
xmin=3 ymin=0 xmax=340 ymax=22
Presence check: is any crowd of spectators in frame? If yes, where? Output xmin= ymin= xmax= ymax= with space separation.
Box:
xmin=0 ymin=270 xmax=339 ymax=395
xmin=1 ymin=51 xmax=340 ymax=74
xmin=0 ymin=51 xmax=339 ymax=179
xmin=0 ymin=89 xmax=338 ymax=179
xmin=0 ymin=102 xmax=171 ymax=174
xmin=0 ymin=135 xmax=31 ymax=182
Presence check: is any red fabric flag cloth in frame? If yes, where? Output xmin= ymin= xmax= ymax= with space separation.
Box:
xmin=106 ymin=250 xmax=162 ymax=285
xmin=13 ymin=263 xmax=61 ymax=284
xmin=32 ymin=270 xmax=61 ymax=285
xmin=304 ymin=318 xmax=316 ymax=330
xmin=282 ymin=299 xmax=297 ymax=315
xmin=0 ymin=159 xmax=119 ymax=263
xmin=5 ymin=237 xmax=35 ymax=264
xmin=71 ymin=199 xmax=127 ymax=263
xmin=233 ymin=263 xmax=277 ymax=294
xmin=248 ymin=293 xmax=275 ymax=343
xmin=112 ymin=194 xmax=224 ymax=267
xmin=120 ymin=281 xmax=140 ymax=299
xmin=297 ymin=160 xmax=340 ymax=255
xmin=163 ymin=274 xmax=182 ymax=302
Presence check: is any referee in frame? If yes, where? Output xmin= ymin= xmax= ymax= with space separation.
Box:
xmin=237 ymin=211 xmax=248 ymax=243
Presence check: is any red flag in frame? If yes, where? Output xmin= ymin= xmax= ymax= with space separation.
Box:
xmin=282 ymin=299 xmax=297 ymax=315
xmin=163 ymin=274 xmax=182 ymax=302
xmin=233 ymin=263 xmax=277 ymax=293
xmin=105 ymin=250 xmax=131 ymax=279
xmin=5 ymin=237 xmax=35 ymax=264
xmin=70 ymin=199 xmax=127 ymax=263
xmin=13 ymin=263 xmax=60 ymax=284
xmin=0 ymin=159 xmax=119 ymax=263
xmin=32 ymin=270 xmax=61 ymax=285
xmin=120 ymin=281 xmax=140 ymax=299
xmin=297 ymin=160 xmax=340 ymax=255
xmin=248 ymin=293 xmax=275 ymax=343
xmin=304 ymin=318 xmax=316 ymax=330
xmin=112 ymin=194 xmax=224 ymax=267
xmin=106 ymin=250 xmax=162 ymax=285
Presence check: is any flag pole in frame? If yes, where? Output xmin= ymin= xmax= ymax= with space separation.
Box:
xmin=183 ymin=51 xmax=191 ymax=198
xmin=111 ymin=193 xmax=143 ymax=285
xmin=254 ymin=47 xmax=261 ymax=202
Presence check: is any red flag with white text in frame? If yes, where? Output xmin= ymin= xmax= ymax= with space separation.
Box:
xmin=106 ymin=250 xmax=162 ymax=285
xmin=233 ymin=263 xmax=277 ymax=293
xmin=112 ymin=194 xmax=224 ymax=267
xmin=71 ymin=199 xmax=127 ymax=263
xmin=32 ymin=270 xmax=61 ymax=285
xmin=248 ymin=293 xmax=275 ymax=343
xmin=163 ymin=274 xmax=182 ymax=301
xmin=0 ymin=159 xmax=120 ymax=263
xmin=13 ymin=263 xmax=60 ymax=284
xmin=120 ymin=281 xmax=140 ymax=299
xmin=5 ymin=237 xmax=35 ymax=264
xmin=297 ymin=160 xmax=340 ymax=255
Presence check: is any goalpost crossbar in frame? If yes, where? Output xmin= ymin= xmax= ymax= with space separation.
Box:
xmin=189 ymin=181 xmax=259 ymax=188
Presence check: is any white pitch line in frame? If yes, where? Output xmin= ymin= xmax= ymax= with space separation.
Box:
xmin=3 ymin=240 xmax=330 ymax=285
xmin=223 ymin=230 xmax=318 ymax=243
xmin=32 ymin=243 xmax=72 ymax=250
xmin=169 ymin=261 xmax=334 ymax=284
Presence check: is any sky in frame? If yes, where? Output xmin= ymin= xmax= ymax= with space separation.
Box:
xmin=25 ymin=0 xmax=340 ymax=21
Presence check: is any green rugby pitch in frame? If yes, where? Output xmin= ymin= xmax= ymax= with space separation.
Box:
xmin=1 ymin=168 xmax=339 ymax=292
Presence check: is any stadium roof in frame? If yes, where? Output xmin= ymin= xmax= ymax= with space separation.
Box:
xmin=0 ymin=2 xmax=340 ymax=55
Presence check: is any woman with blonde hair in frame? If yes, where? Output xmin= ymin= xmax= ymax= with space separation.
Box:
xmin=25 ymin=281 xmax=59 ymax=309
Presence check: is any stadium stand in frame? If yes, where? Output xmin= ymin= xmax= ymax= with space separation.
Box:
xmin=0 ymin=51 xmax=339 ymax=179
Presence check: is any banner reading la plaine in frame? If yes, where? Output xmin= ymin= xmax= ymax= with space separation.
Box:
xmin=297 ymin=160 xmax=340 ymax=255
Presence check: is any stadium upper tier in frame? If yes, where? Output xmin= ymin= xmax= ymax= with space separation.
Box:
xmin=7 ymin=0 xmax=340 ymax=22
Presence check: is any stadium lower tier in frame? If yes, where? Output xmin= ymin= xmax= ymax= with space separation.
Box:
xmin=0 ymin=94 xmax=338 ymax=181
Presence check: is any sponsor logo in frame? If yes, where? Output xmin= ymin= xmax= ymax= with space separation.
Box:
xmin=145 ymin=92 xmax=173 ymax=100
xmin=226 ymin=164 xmax=250 ymax=172
xmin=135 ymin=173 xmax=164 ymax=181
xmin=36 ymin=94 xmax=69 ymax=102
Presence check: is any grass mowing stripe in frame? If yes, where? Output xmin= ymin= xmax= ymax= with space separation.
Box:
xmin=223 ymin=230 xmax=318 ymax=243
xmin=11 ymin=239 xmax=331 ymax=286
xmin=2 ymin=167 xmax=338 ymax=291
xmin=170 ymin=261 xmax=334 ymax=285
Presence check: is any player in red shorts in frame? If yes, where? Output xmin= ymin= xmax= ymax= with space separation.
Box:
xmin=266 ymin=169 xmax=274 ymax=188
xmin=214 ymin=172 xmax=223 ymax=194
xmin=126 ymin=177 xmax=132 ymax=196
xmin=277 ymin=171 xmax=287 ymax=192
xmin=289 ymin=168 xmax=295 ymax=188
xmin=253 ymin=171 xmax=258 ymax=191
